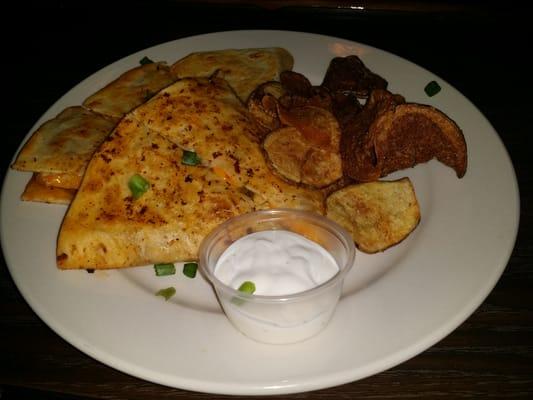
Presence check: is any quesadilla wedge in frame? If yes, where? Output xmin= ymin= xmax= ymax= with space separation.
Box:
xmin=170 ymin=48 xmax=294 ymax=102
xmin=83 ymin=61 xmax=175 ymax=118
xmin=57 ymin=78 xmax=323 ymax=269
xmin=11 ymin=106 xmax=119 ymax=179
xmin=56 ymin=117 xmax=256 ymax=269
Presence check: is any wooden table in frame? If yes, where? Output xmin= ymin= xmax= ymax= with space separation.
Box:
xmin=1 ymin=2 xmax=532 ymax=399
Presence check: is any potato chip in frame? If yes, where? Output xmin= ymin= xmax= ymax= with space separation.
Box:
xmin=263 ymin=126 xmax=343 ymax=188
xmin=326 ymin=178 xmax=420 ymax=253
xmin=372 ymin=104 xmax=467 ymax=178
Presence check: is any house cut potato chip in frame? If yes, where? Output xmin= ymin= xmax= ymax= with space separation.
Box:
xmin=326 ymin=178 xmax=420 ymax=253
xmin=372 ymin=104 xmax=467 ymax=178
xmin=246 ymin=81 xmax=286 ymax=137
xmin=83 ymin=62 xmax=175 ymax=118
xmin=11 ymin=106 xmax=119 ymax=178
xmin=263 ymin=124 xmax=343 ymax=188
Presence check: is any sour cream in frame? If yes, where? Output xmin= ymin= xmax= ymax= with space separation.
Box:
xmin=214 ymin=230 xmax=339 ymax=296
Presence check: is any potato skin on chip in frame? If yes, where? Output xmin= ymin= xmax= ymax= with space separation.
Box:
xmin=372 ymin=104 xmax=467 ymax=178
xmin=326 ymin=178 xmax=420 ymax=253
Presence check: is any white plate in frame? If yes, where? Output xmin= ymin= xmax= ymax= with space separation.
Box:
xmin=0 ymin=30 xmax=519 ymax=395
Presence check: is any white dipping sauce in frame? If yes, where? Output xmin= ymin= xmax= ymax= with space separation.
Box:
xmin=214 ymin=230 xmax=339 ymax=296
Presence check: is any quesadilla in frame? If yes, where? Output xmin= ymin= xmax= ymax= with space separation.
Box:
xmin=22 ymin=174 xmax=76 ymax=205
xmin=57 ymin=77 xmax=323 ymax=269
xmin=83 ymin=61 xmax=175 ymax=118
xmin=14 ymin=62 xmax=175 ymax=204
xmin=34 ymin=171 xmax=81 ymax=190
xmin=12 ymin=106 xmax=119 ymax=204
xmin=12 ymin=106 xmax=118 ymax=176
xmin=170 ymin=48 xmax=294 ymax=102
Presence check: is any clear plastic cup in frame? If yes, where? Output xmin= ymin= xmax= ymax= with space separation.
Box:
xmin=199 ymin=209 xmax=356 ymax=344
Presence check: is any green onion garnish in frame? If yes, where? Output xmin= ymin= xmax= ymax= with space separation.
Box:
xmin=156 ymin=287 xmax=176 ymax=301
xmin=424 ymin=80 xmax=441 ymax=97
xmin=128 ymin=174 xmax=150 ymax=199
xmin=140 ymin=56 xmax=154 ymax=65
xmin=154 ymin=263 xmax=176 ymax=276
xmin=183 ymin=262 xmax=198 ymax=278
xmin=181 ymin=150 xmax=201 ymax=166
xmin=238 ymin=281 xmax=256 ymax=294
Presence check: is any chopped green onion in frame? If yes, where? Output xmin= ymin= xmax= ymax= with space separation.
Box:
xmin=238 ymin=281 xmax=256 ymax=294
xmin=128 ymin=174 xmax=150 ymax=199
xmin=424 ymin=80 xmax=441 ymax=97
xmin=154 ymin=263 xmax=176 ymax=276
xmin=183 ymin=262 xmax=198 ymax=278
xmin=140 ymin=56 xmax=154 ymax=65
xmin=156 ymin=287 xmax=176 ymax=301
xmin=181 ymin=150 xmax=201 ymax=166
xmin=231 ymin=281 xmax=256 ymax=305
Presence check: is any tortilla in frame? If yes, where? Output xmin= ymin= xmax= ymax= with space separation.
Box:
xmin=22 ymin=174 xmax=76 ymax=205
xmin=57 ymin=78 xmax=323 ymax=269
xmin=35 ymin=172 xmax=81 ymax=190
xmin=83 ymin=62 xmax=175 ymax=118
xmin=170 ymin=48 xmax=294 ymax=102
xmin=11 ymin=106 xmax=119 ymax=178
xmin=130 ymin=77 xmax=323 ymax=211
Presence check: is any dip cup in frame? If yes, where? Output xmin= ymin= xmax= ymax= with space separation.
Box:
xmin=199 ymin=209 xmax=356 ymax=344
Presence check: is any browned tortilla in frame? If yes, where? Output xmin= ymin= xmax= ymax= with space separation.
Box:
xmin=57 ymin=77 xmax=324 ymax=269
xmin=170 ymin=48 xmax=294 ymax=102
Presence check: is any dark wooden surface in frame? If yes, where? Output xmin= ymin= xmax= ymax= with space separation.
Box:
xmin=1 ymin=2 xmax=532 ymax=399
